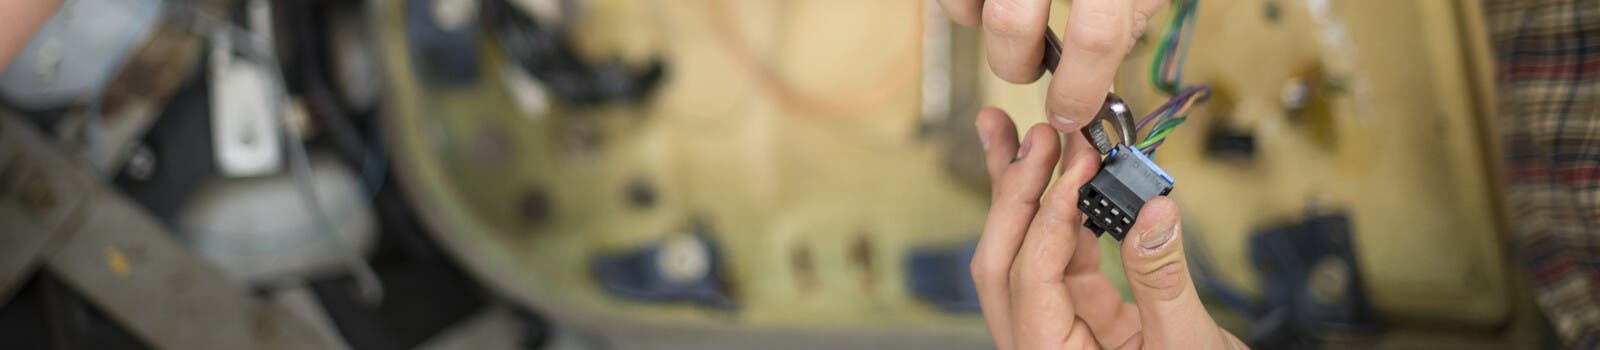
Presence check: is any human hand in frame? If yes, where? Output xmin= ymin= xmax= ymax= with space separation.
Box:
xmin=970 ymin=108 xmax=1244 ymax=349
xmin=938 ymin=0 xmax=1165 ymax=133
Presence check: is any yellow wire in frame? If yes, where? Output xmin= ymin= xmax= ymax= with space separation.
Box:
xmin=1168 ymin=89 xmax=1209 ymax=119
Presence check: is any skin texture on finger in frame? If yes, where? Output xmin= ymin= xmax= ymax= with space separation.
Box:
xmin=1008 ymin=127 xmax=1096 ymax=350
xmin=991 ymin=124 xmax=1062 ymax=349
xmin=0 ymin=0 xmax=62 ymax=71
xmin=1065 ymin=228 xmax=1144 ymax=349
xmin=937 ymin=0 xmax=984 ymax=26
xmin=1044 ymin=0 xmax=1134 ymax=132
xmin=1057 ymin=135 xmax=1144 ymax=349
xmin=981 ymin=0 xmax=1052 ymax=83
xmin=1119 ymin=197 xmax=1235 ymax=349
xmin=971 ymin=121 xmax=1058 ymax=350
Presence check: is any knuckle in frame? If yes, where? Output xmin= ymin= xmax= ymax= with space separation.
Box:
xmin=1049 ymin=86 xmax=1104 ymax=120
xmin=970 ymin=258 xmax=993 ymax=282
xmin=995 ymin=182 xmax=1042 ymax=212
xmin=1009 ymin=255 xmax=1058 ymax=287
xmin=1065 ymin=8 xmax=1126 ymax=55
xmin=979 ymin=50 xmax=1043 ymax=83
xmin=971 ymin=252 xmax=1010 ymax=285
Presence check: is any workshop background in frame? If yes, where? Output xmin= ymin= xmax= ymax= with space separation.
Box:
xmin=0 ymin=0 xmax=1592 ymax=349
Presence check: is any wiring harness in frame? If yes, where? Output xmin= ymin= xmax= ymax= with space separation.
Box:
xmin=1073 ymin=0 xmax=1211 ymax=240
xmin=1138 ymin=0 xmax=1210 ymax=155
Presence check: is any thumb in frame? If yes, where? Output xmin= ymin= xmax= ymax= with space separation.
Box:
xmin=1118 ymin=197 xmax=1231 ymax=349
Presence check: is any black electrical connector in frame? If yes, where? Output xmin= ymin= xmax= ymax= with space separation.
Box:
xmin=1078 ymin=144 xmax=1175 ymax=241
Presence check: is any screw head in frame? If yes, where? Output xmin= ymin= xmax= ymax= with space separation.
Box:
xmin=124 ymin=144 xmax=158 ymax=182
xmin=1307 ymin=255 xmax=1352 ymax=307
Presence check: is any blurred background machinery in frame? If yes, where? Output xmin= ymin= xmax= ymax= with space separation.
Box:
xmin=0 ymin=0 xmax=1556 ymax=349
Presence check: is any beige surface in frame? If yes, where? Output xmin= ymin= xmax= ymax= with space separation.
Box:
xmin=378 ymin=0 xmax=1536 ymax=346
xmin=1115 ymin=0 xmax=1510 ymax=327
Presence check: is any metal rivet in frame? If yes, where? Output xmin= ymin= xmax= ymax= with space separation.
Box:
xmin=1308 ymin=256 xmax=1353 ymax=307
xmin=124 ymin=144 xmax=158 ymax=182
xmin=519 ymin=188 xmax=551 ymax=225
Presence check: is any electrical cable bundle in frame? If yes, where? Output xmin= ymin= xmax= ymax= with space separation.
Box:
xmin=1136 ymin=0 xmax=1210 ymax=156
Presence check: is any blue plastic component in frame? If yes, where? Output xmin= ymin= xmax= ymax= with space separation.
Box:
xmin=1129 ymin=146 xmax=1175 ymax=185
xmin=906 ymin=239 xmax=982 ymax=313
xmin=405 ymin=0 xmax=480 ymax=85
xmin=591 ymin=233 xmax=735 ymax=309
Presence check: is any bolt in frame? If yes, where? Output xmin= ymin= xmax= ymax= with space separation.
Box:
xmin=1307 ymin=256 xmax=1352 ymax=307
xmin=626 ymin=178 xmax=656 ymax=210
xmin=124 ymin=144 xmax=158 ymax=182
xmin=655 ymin=234 xmax=710 ymax=285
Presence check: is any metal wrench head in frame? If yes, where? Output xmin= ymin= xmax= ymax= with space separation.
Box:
xmin=1080 ymin=94 xmax=1135 ymax=155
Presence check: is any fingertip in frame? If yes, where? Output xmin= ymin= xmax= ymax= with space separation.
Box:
xmin=1128 ymin=197 xmax=1180 ymax=252
xmin=1020 ymin=123 xmax=1061 ymax=160
xmin=1117 ymin=196 xmax=1219 ymax=348
xmin=1059 ymin=135 xmax=1102 ymax=179
xmin=975 ymin=107 xmax=1014 ymax=130
xmin=1046 ymin=87 xmax=1106 ymax=133
xmin=977 ymin=107 xmax=1021 ymax=180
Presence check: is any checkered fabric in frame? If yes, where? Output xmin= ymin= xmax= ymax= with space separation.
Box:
xmin=1484 ymin=0 xmax=1600 ymax=347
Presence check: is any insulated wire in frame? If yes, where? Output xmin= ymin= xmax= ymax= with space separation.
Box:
xmin=1138 ymin=86 xmax=1209 ymax=149
xmin=1139 ymin=0 xmax=1203 ymax=151
xmin=1148 ymin=0 xmax=1193 ymax=96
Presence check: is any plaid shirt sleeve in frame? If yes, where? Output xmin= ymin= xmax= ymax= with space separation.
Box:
xmin=1484 ymin=0 xmax=1600 ymax=347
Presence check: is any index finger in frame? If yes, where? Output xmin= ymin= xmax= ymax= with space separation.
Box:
xmin=1045 ymin=0 xmax=1170 ymax=135
xmin=1045 ymin=0 xmax=1134 ymax=132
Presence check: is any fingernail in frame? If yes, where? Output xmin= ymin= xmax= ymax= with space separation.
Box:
xmin=1016 ymin=131 xmax=1034 ymax=160
xmin=979 ymin=133 xmax=991 ymax=151
xmin=1051 ymin=114 xmax=1077 ymax=130
xmin=1138 ymin=221 xmax=1176 ymax=250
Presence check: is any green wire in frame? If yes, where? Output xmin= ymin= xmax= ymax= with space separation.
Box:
xmin=1147 ymin=0 xmax=1192 ymax=96
xmin=1141 ymin=0 xmax=1202 ymax=149
xmin=1138 ymin=116 xmax=1187 ymax=149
